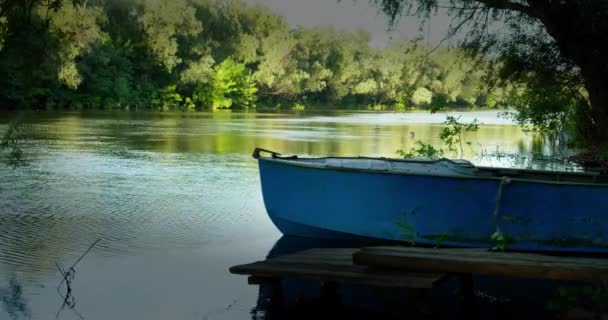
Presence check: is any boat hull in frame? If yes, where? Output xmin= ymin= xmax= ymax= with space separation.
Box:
xmin=258 ymin=158 xmax=608 ymax=253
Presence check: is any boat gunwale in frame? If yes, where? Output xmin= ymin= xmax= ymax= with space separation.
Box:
xmin=258 ymin=156 xmax=608 ymax=187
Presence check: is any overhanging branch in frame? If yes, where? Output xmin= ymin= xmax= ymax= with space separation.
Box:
xmin=473 ymin=0 xmax=537 ymax=17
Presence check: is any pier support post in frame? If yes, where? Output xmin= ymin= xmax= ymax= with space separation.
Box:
xmin=320 ymin=281 xmax=339 ymax=305
xmin=249 ymin=276 xmax=284 ymax=317
xmin=459 ymin=273 xmax=475 ymax=315
xmin=413 ymin=288 xmax=433 ymax=319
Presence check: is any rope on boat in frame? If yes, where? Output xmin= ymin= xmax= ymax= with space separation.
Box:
xmin=493 ymin=177 xmax=511 ymax=225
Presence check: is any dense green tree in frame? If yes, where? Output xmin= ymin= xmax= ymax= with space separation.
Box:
xmin=179 ymin=55 xmax=214 ymax=87
xmin=254 ymin=29 xmax=303 ymax=98
xmin=0 ymin=8 xmax=62 ymax=108
xmin=138 ymin=0 xmax=201 ymax=72
xmin=47 ymin=5 xmax=104 ymax=89
xmin=195 ymin=58 xmax=257 ymax=109
xmin=78 ymin=39 xmax=134 ymax=108
xmin=0 ymin=0 xmax=541 ymax=114
xmin=412 ymin=87 xmax=432 ymax=106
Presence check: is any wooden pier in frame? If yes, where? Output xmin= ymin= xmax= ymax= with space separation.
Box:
xmin=229 ymin=246 xmax=608 ymax=317
xmin=230 ymin=248 xmax=446 ymax=317
xmin=230 ymin=248 xmax=446 ymax=288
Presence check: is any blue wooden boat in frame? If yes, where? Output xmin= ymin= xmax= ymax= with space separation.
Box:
xmin=253 ymin=148 xmax=608 ymax=253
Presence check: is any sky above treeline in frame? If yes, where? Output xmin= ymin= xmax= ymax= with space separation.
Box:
xmin=244 ymin=0 xmax=452 ymax=47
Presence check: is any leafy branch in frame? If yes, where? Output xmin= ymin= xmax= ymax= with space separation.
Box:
xmin=397 ymin=115 xmax=480 ymax=159
xmin=440 ymin=115 xmax=480 ymax=158
xmin=395 ymin=208 xmax=418 ymax=245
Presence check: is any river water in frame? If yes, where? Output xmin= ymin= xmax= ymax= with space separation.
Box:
xmin=0 ymin=111 xmax=566 ymax=319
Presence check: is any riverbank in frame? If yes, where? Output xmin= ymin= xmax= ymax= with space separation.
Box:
xmin=2 ymin=103 xmax=512 ymax=113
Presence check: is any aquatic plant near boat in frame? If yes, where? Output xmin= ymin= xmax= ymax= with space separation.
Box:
xmin=397 ymin=115 xmax=480 ymax=159
xmin=395 ymin=209 xmax=418 ymax=245
xmin=439 ymin=116 xmax=480 ymax=158
xmin=490 ymin=228 xmax=511 ymax=251
xmin=396 ymin=141 xmax=443 ymax=158
xmin=433 ymin=232 xmax=449 ymax=248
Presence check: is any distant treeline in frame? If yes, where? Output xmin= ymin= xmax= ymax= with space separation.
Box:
xmin=0 ymin=0 xmax=524 ymax=111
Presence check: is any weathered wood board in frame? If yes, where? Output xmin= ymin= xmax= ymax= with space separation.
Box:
xmin=353 ymin=246 xmax=608 ymax=282
xmin=230 ymin=248 xmax=446 ymax=288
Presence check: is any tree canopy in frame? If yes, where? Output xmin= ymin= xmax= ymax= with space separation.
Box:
xmin=0 ymin=0 xmax=523 ymax=113
xmin=373 ymin=0 xmax=608 ymax=145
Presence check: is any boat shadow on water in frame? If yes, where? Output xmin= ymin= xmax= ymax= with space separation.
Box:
xmin=248 ymin=236 xmax=604 ymax=320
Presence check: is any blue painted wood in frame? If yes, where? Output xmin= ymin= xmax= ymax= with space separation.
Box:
xmin=257 ymin=158 xmax=608 ymax=253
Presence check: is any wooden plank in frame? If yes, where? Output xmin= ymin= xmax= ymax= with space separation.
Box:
xmin=248 ymin=276 xmax=278 ymax=285
xmin=249 ymin=249 xmax=362 ymax=266
xmin=358 ymin=247 xmax=608 ymax=266
xmin=231 ymin=262 xmax=441 ymax=288
xmin=353 ymin=246 xmax=608 ymax=282
xmin=293 ymin=248 xmax=358 ymax=256
xmin=355 ymin=247 xmax=608 ymax=268
xmin=229 ymin=248 xmax=445 ymax=289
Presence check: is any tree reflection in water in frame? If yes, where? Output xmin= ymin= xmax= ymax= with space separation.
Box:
xmin=0 ymin=276 xmax=31 ymax=320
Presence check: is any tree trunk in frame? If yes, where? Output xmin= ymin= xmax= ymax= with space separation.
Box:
xmin=582 ymin=68 xmax=608 ymax=146
xmin=535 ymin=2 xmax=608 ymax=147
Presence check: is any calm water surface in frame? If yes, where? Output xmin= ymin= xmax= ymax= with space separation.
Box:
xmin=0 ymin=111 xmax=562 ymax=319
